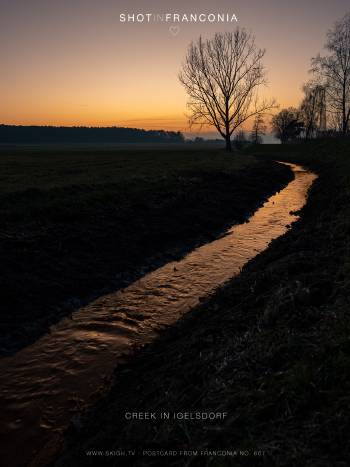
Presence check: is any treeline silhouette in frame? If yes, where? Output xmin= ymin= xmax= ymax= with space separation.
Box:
xmin=0 ymin=125 xmax=185 ymax=144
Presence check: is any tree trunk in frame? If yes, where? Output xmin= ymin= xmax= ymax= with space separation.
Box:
xmin=225 ymin=135 xmax=232 ymax=152
xmin=342 ymin=80 xmax=347 ymax=135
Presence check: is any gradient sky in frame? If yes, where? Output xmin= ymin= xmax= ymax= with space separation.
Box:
xmin=1 ymin=0 xmax=349 ymax=133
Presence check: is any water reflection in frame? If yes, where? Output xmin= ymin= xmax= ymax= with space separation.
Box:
xmin=0 ymin=163 xmax=317 ymax=467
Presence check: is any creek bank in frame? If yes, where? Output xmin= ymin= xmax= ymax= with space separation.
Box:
xmin=0 ymin=154 xmax=292 ymax=355
xmin=55 ymin=141 xmax=350 ymax=467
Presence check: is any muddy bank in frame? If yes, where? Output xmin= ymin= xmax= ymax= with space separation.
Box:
xmin=55 ymin=141 xmax=350 ymax=466
xmin=0 ymin=151 xmax=292 ymax=355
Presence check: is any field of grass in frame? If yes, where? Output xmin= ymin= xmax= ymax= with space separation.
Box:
xmin=0 ymin=147 xmax=291 ymax=354
xmin=55 ymin=140 xmax=350 ymax=467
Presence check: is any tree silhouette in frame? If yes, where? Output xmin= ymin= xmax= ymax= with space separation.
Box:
xmin=250 ymin=114 xmax=266 ymax=144
xmin=299 ymin=82 xmax=327 ymax=140
xmin=272 ymin=108 xmax=304 ymax=143
xmin=179 ymin=29 xmax=276 ymax=151
xmin=311 ymin=13 xmax=350 ymax=135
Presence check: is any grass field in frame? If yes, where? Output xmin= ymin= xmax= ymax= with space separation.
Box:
xmin=55 ymin=140 xmax=350 ymax=467
xmin=0 ymin=147 xmax=291 ymax=354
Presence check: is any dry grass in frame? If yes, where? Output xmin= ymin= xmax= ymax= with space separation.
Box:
xmin=56 ymin=140 xmax=350 ymax=467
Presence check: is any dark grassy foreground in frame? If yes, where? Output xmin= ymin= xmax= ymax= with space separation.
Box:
xmin=0 ymin=147 xmax=292 ymax=355
xmin=54 ymin=140 xmax=350 ymax=467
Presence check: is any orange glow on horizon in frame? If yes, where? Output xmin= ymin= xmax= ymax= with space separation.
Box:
xmin=2 ymin=1 xmax=348 ymax=135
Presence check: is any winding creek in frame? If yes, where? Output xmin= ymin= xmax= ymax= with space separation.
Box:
xmin=0 ymin=163 xmax=317 ymax=467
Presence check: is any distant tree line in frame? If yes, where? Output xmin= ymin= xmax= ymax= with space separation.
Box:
xmin=0 ymin=125 xmax=185 ymax=144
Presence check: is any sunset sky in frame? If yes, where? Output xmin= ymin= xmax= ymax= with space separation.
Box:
xmin=1 ymin=0 xmax=349 ymax=134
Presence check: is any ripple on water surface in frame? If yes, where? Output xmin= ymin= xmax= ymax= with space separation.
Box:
xmin=0 ymin=163 xmax=317 ymax=467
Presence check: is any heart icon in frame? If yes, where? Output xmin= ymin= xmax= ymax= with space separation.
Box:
xmin=169 ymin=25 xmax=180 ymax=36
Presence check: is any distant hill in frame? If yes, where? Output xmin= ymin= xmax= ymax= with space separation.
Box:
xmin=0 ymin=125 xmax=185 ymax=144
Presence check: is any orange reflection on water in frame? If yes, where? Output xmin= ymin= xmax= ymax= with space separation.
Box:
xmin=0 ymin=163 xmax=317 ymax=467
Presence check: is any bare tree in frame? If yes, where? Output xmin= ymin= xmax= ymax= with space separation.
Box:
xmin=250 ymin=114 xmax=266 ymax=144
xmin=179 ymin=29 xmax=276 ymax=151
xmin=271 ymin=108 xmax=304 ymax=144
xmin=311 ymin=13 xmax=350 ymax=135
xmin=299 ymin=82 xmax=326 ymax=140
